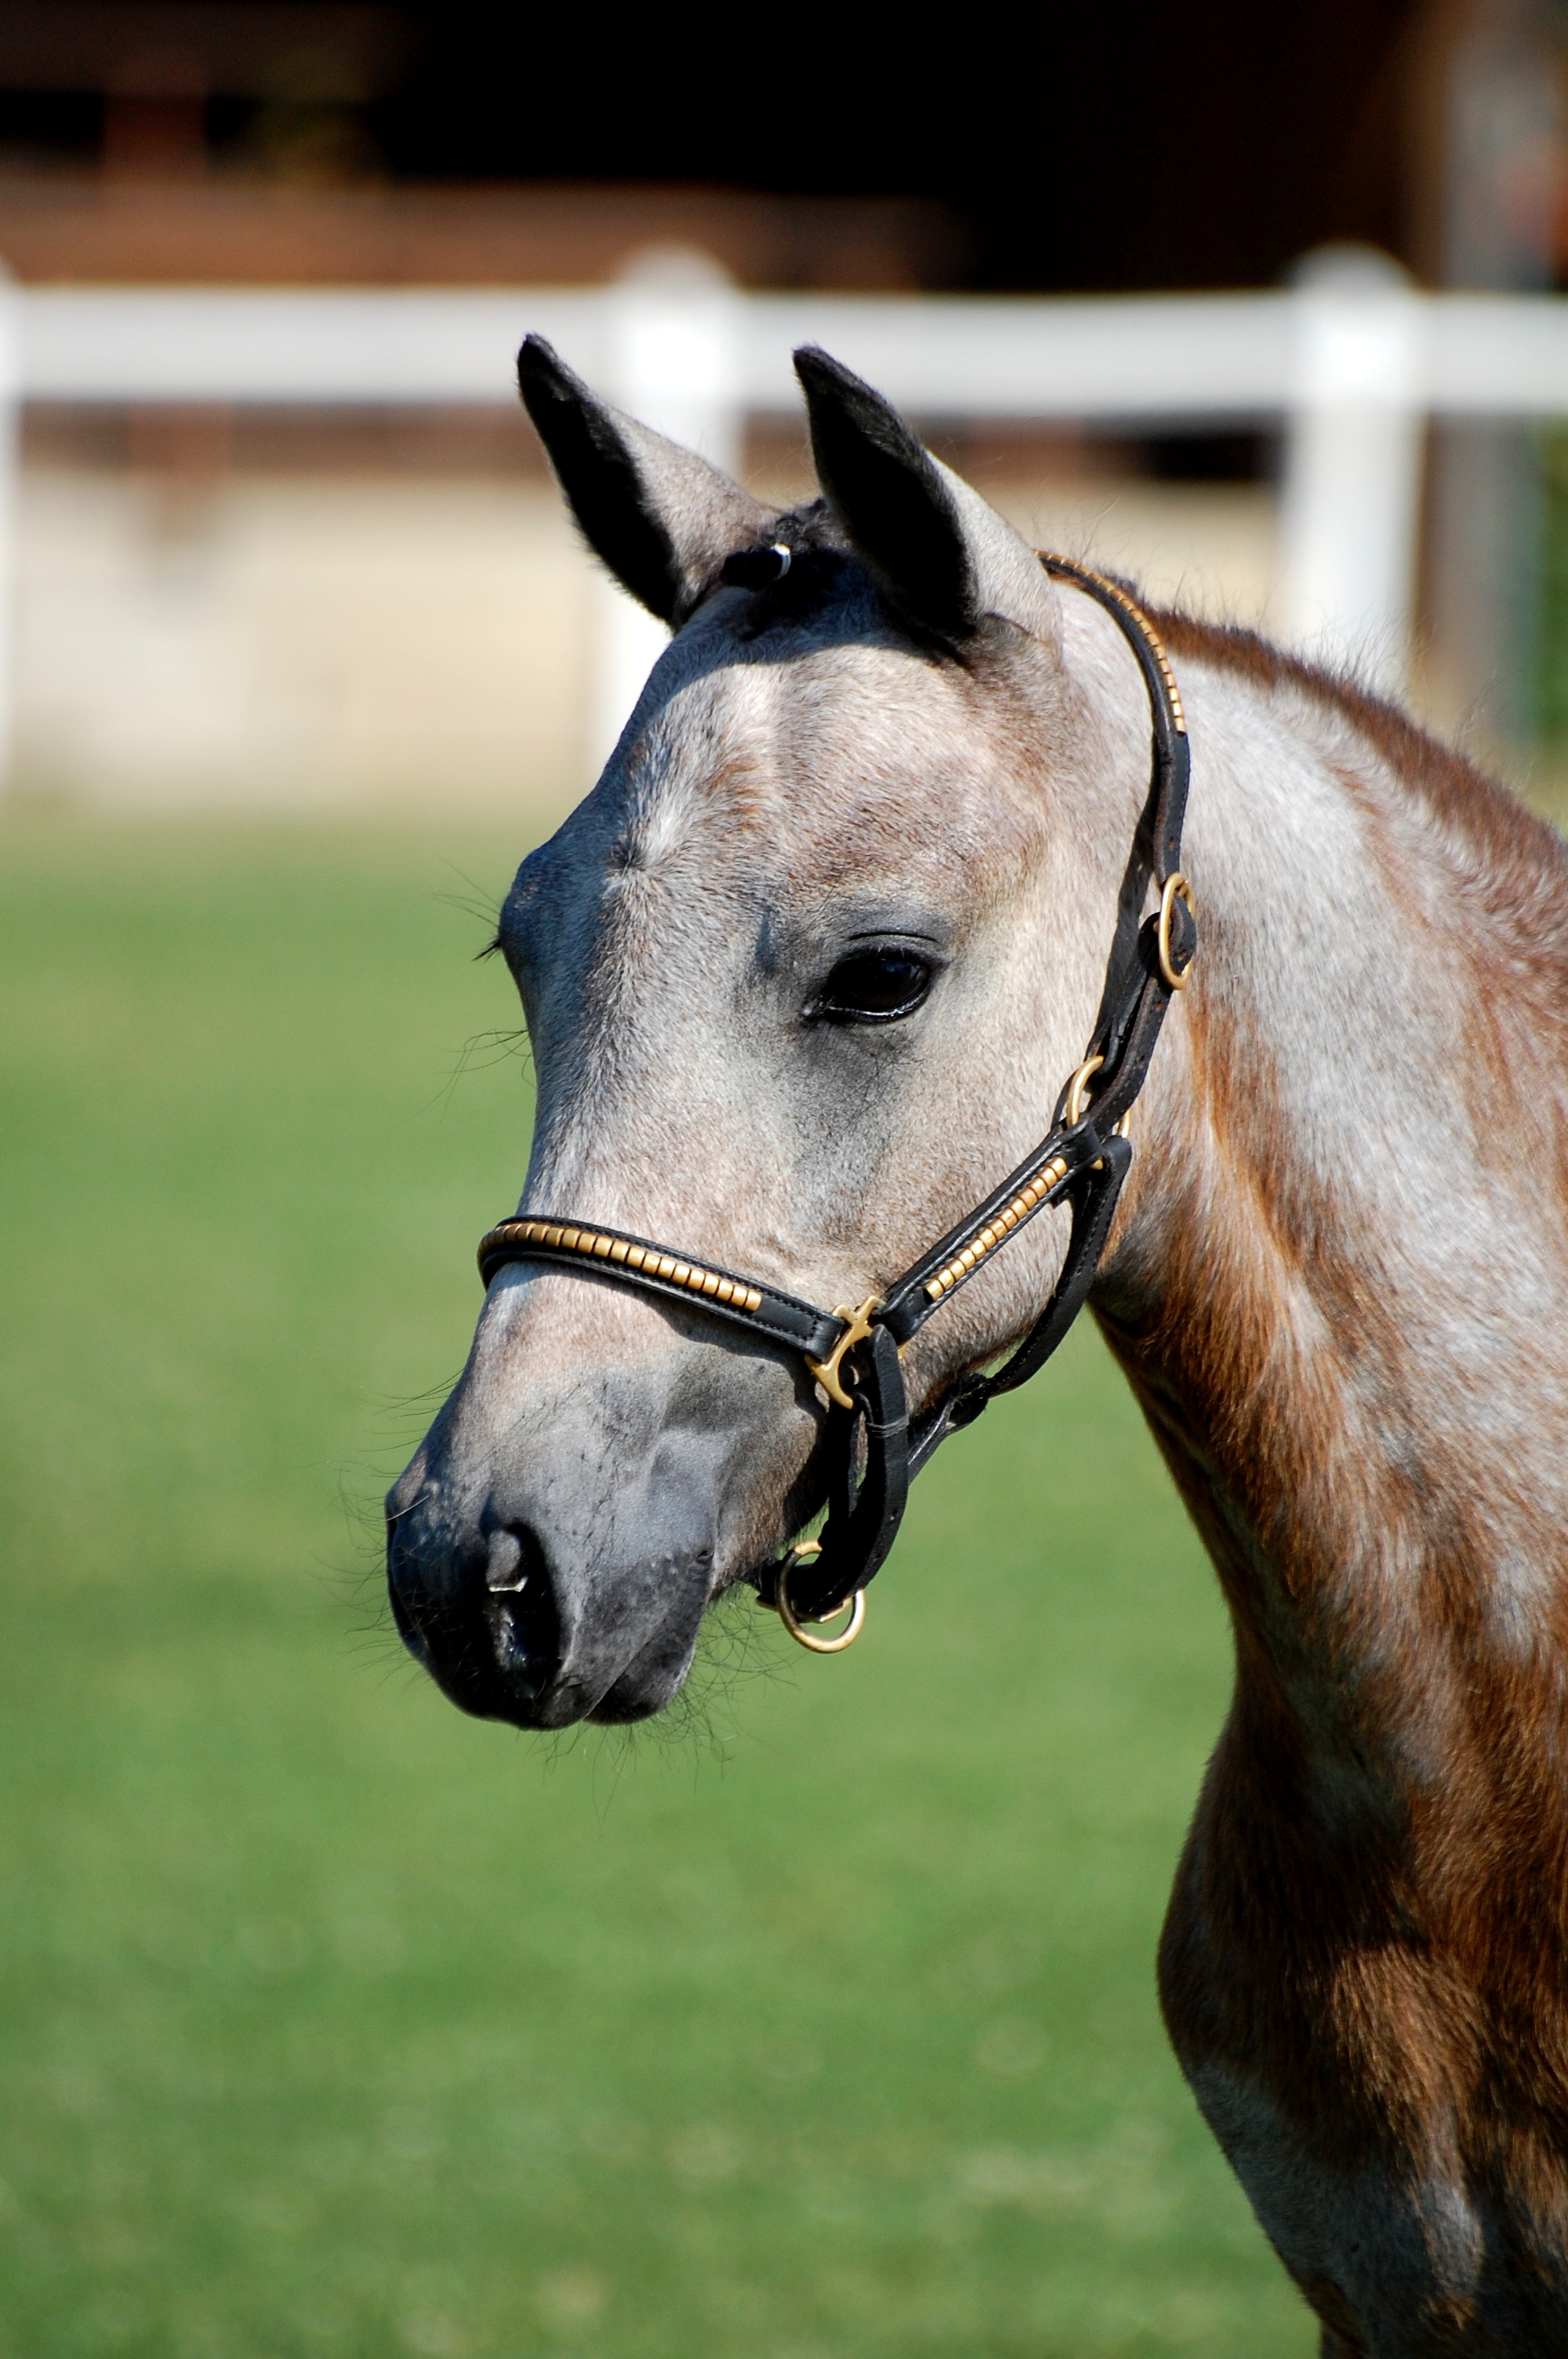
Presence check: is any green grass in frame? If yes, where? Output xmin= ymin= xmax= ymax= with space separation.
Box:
xmin=0 ymin=816 xmax=1312 ymax=2359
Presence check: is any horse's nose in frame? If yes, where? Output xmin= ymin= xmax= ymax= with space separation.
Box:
xmin=387 ymin=1518 xmax=563 ymax=1722
xmin=386 ymin=1427 xmax=724 ymax=1730
xmin=477 ymin=1525 xmax=562 ymax=1701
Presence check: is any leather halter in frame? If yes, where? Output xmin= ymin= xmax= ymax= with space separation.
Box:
xmin=476 ymin=555 xmax=1196 ymax=1635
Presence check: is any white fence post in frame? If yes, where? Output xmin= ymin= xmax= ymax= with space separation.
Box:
xmin=588 ymin=250 xmax=743 ymax=777
xmin=0 ymin=265 xmax=22 ymax=791
xmin=1276 ymin=247 xmax=1427 ymax=696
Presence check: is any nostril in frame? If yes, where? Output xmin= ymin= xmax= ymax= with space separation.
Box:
xmin=484 ymin=1528 xmax=524 ymax=1593
xmin=481 ymin=1525 xmax=561 ymax=1701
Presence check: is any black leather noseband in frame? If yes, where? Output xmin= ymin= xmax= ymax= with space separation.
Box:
xmin=476 ymin=555 xmax=1196 ymax=1630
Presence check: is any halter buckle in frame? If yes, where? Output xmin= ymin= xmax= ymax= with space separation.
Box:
xmin=1063 ymin=1054 xmax=1104 ymax=1128
xmin=1063 ymin=1052 xmax=1131 ymax=1162
xmin=1157 ymin=872 xmax=1196 ymax=991
xmin=805 ymin=1295 xmax=880 ymax=1412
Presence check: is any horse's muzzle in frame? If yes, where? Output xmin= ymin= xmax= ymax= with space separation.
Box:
xmin=384 ymin=1496 xmax=717 ymax=1731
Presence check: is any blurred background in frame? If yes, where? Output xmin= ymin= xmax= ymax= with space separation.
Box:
xmin=4 ymin=3 xmax=1567 ymax=2355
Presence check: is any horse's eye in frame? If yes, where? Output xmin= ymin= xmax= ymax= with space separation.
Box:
xmin=817 ymin=949 xmax=934 ymax=1023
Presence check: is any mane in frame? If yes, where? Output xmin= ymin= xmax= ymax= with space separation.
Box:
xmin=1150 ymin=605 xmax=1568 ymax=987
xmin=1151 ymin=605 xmax=1562 ymax=876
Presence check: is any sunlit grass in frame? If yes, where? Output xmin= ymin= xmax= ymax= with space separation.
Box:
xmin=0 ymin=815 xmax=1311 ymax=2359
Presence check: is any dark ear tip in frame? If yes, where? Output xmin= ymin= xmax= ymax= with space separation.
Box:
xmin=793 ymin=344 xmax=864 ymax=399
xmin=793 ymin=345 xmax=920 ymax=465
xmin=516 ymin=334 xmax=577 ymax=405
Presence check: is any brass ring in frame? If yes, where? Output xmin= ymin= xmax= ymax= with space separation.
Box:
xmin=1063 ymin=1054 xmax=1104 ymax=1127
xmin=775 ymin=1545 xmax=866 ymax=1654
xmin=1157 ymin=873 xmax=1196 ymax=992
xmin=804 ymin=1295 xmax=880 ymax=1415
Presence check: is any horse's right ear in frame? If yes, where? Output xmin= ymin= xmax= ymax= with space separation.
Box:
xmin=517 ymin=336 xmax=773 ymax=626
xmin=793 ymin=345 xmax=1058 ymax=647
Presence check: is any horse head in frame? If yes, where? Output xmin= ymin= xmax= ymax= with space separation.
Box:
xmin=386 ymin=338 xmax=1161 ymax=1729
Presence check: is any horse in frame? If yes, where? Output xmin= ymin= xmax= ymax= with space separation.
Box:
xmin=386 ymin=334 xmax=1568 ymax=2355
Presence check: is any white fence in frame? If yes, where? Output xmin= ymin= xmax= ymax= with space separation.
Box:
xmin=5 ymin=246 xmax=1568 ymax=785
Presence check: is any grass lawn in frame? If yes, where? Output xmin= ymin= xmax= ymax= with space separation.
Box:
xmin=0 ymin=815 xmax=1312 ymax=2359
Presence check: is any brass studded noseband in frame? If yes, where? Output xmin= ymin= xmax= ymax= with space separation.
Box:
xmin=476 ymin=555 xmax=1196 ymax=1647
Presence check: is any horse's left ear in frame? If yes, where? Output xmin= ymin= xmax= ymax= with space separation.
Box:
xmin=518 ymin=335 xmax=775 ymax=624
xmin=793 ymin=346 xmax=1058 ymax=648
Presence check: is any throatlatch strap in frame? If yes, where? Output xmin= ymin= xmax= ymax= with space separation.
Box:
xmin=474 ymin=553 xmax=1195 ymax=1619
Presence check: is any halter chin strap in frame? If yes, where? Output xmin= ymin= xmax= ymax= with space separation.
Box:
xmin=475 ymin=555 xmax=1196 ymax=1634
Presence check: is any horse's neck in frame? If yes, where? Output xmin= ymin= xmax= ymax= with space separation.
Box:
xmin=1096 ymin=634 xmax=1568 ymax=1787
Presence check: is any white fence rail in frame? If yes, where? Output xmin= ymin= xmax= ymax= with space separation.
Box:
xmin=5 ymin=251 xmax=1568 ymax=784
